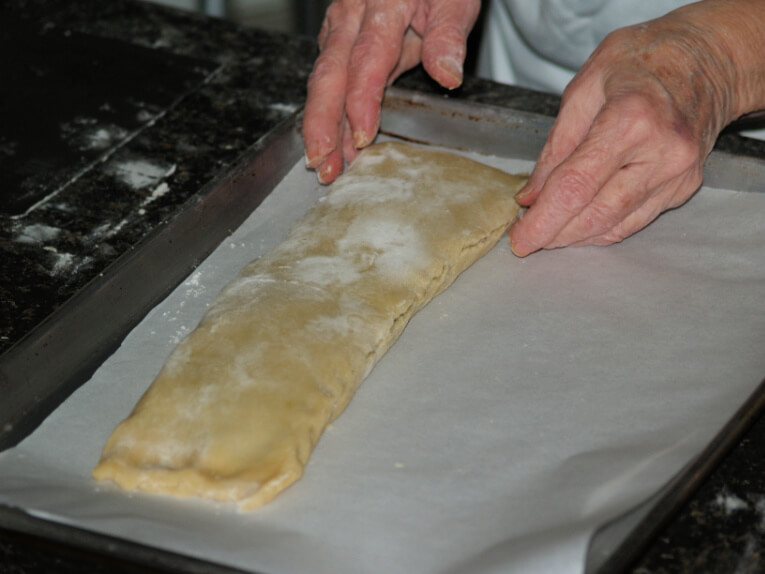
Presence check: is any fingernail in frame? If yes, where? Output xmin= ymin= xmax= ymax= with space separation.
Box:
xmin=305 ymin=148 xmax=330 ymax=169
xmin=509 ymin=235 xmax=532 ymax=258
xmin=515 ymin=187 xmax=531 ymax=200
xmin=318 ymin=162 xmax=334 ymax=185
xmin=516 ymin=181 xmax=539 ymax=202
xmin=437 ymin=56 xmax=463 ymax=88
xmin=352 ymin=130 xmax=372 ymax=149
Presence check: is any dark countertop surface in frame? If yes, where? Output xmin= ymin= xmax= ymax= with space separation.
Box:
xmin=1 ymin=1 xmax=763 ymax=572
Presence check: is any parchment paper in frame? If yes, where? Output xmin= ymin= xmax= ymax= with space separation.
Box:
xmin=1 ymin=148 xmax=764 ymax=574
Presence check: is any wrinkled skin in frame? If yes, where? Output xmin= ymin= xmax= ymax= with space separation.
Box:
xmin=510 ymin=20 xmax=725 ymax=255
xmin=303 ymin=0 xmax=481 ymax=183
xmin=303 ymin=0 xmax=765 ymax=254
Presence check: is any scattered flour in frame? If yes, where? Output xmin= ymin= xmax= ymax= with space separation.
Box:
xmin=291 ymin=255 xmax=361 ymax=286
xmin=60 ymin=118 xmax=128 ymax=151
xmin=110 ymin=159 xmax=176 ymax=190
xmin=50 ymin=251 xmax=75 ymax=275
xmin=140 ymin=182 xmax=171 ymax=209
xmin=269 ymin=102 xmax=300 ymax=114
xmin=183 ymin=270 xmax=207 ymax=299
xmin=337 ymin=218 xmax=426 ymax=278
xmin=136 ymin=109 xmax=156 ymax=123
xmin=15 ymin=223 xmax=61 ymax=245
xmin=714 ymin=489 xmax=750 ymax=515
xmin=81 ymin=125 xmax=129 ymax=151
xmin=89 ymin=218 xmax=129 ymax=241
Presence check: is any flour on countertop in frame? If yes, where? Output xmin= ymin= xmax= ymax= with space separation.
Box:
xmin=82 ymin=125 xmax=129 ymax=151
xmin=268 ymin=102 xmax=300 ymax=114
xmin=14 ymin=223 xmax=61 ymax=245
xmin=714 ymin=490 xmax=749 ymax=514
xmin=136 ymin=109 xmax=156 ymax=123
xmin=109 ymin=159 xmax=176 ymax=190
xmin=140 ymin=182 xmax=171 ymax=209
xmin=50 ymin=251 xmax=75 ymax=275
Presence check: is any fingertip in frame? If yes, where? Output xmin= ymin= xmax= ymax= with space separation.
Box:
xmin=514 ymin=185 xmax=535 ymax=206
xmin=352 ymin=129 xmax=374 ymax=149
xmin=305 ymin=150 xmax=327 ymax=170
xmin=317 ymin=151 xmax=344 ymax=185
xmin=303 ymin=128 xmax=334 ymax=168
xmin=435 ymin=56 xmax=463 ymax=89
xmin=318 ymin=162 xmax=336 ymax=185
xmin=508 ymin=222 xmax=537 ymax=258
xmin=509 ymin=236 xmax=532 ymax=258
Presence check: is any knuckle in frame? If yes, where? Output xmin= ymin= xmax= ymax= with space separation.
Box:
xmin=552 ymin=168 xmax=599 ymax=209
xmin=583 ymin=201 xmax=620 ymax=235
xmin=601 ymin=27 xmax=631 ymax=50
xmin=321 ymin=0 xmax=365 ymax=40
xmin=310 ymin=51 xmax=347 ymax=81
xmin=347 ymin=41 xmax=386 ymax=79
xmin=616 ymin=96 xmax=659 ymax=143
xmin=666 ymin=136 xmax=701 ymax=169
xmin=427 ymin=20 xmax=466 ymax=47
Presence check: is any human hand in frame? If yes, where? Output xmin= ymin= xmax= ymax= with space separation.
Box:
xmin=509 ymin=2 xmax=763 ymax=256
xmin=303 ymin=0 xmax=481 ymax=184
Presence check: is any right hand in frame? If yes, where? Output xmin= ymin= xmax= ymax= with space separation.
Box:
xmin=303 ymin=0 xmax=481 ymax=184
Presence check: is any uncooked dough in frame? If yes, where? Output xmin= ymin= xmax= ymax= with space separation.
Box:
xmin=93 ymin=141 xmax=526 ymax=509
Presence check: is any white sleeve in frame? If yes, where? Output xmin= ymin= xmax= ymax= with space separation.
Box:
xmin=477 ymin=0 xmax=691 ymax=94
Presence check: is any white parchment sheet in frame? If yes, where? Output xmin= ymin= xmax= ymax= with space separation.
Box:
xmin=1 ymin=148 xmax=765 ymax=574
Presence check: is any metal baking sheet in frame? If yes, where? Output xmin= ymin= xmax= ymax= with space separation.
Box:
xmin=1 ymin=87 xmax=764 ymax=573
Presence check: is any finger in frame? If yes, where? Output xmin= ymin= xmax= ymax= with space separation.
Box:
xmin=419 ymin=0 xmax=481 ymax=89
xmin=317 ymin=146 xmax=345 ymax=185
xmin=510 ymin=91 xmax=674 ymax=256
xmin=546 ymin=163 xmax=650 ymax=248
xmin=342 ymin=116 xmax=357 ymax=165
xmin=568 ymin=185 xmax=678 ymax=247
xmin=317 ymin=117 xmax=359 ymax=185
xmin=388 ymin=27 xmax=423 ymax=84
xmin=509 ymin=113 xmax=643 ymax=256
xmin=304 ymin=1 xmax=366 ymax=168
xmin=568 ymin=167 xmax=702 ymax=247
xmin=345 ymin=0 xmax=418 ymax=148
xmin=516 ymin=73 xmax=606 ymax=207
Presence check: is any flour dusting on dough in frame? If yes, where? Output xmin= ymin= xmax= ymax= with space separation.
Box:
xmin=338 ymin=218 xmax=426 ymax=278
xmin=326 ymin=177 xmax=414 ymax=207
xmin=291 ymin=255 xmax=361 ymax=286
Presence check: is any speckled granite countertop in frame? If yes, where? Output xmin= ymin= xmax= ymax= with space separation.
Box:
xmin=1 ymin=1 xmax=763 ymax=572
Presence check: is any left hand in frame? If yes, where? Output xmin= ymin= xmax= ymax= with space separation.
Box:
xmin=303 ymin=0 xmax=481 ymax=184
xmin=508 ymin=4 xmax=755 ymax=256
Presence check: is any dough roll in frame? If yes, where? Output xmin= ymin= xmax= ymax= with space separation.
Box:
xmin=93 ymin=142 xmax=525 ymax=509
